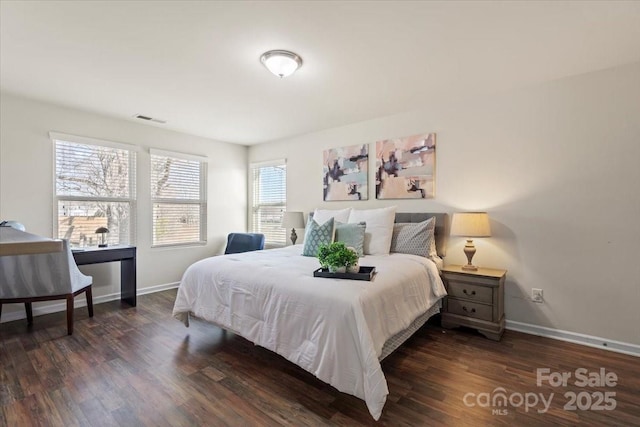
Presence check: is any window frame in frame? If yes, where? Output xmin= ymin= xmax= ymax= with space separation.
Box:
xmin=51 ymin=132 xmax=138 ymax=247
xmin=150 ymin=148 xmax=208 ymax=248
xmin=249 ymin=159 xmax=287 ymax=247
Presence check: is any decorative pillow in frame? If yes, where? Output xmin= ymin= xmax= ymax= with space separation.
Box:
xmin=302 ymin=217 xmax=335 ymax=257
xmin=348 ymin=206 xmax=396 ymax=255
xmin=390 ymin=217 xmax=435 ymax=258
xmin=428 ymin=221 xmax=439 ymax=259
xmin=312 ymin=208 xmax=351 ymax=225
xmin=335 ymin=221 xmax=366 ymax=257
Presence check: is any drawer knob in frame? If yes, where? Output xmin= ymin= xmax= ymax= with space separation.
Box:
xmin=463 ymin=289 xmax=476 ymax=296
xmin=462 ymin=306 xmax=476 ymax=314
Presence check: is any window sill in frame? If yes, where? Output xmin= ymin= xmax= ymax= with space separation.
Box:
xmin=151 ymin=241 xmax=207 ymax=250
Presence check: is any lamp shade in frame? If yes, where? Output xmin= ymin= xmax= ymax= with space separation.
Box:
xmin=450 ymin=212 xmax=491 ymax=237
xmin=260 ymin=50 xmax=302 ymax=78
xmin=282 ymin=211 xmax=305 ymax=229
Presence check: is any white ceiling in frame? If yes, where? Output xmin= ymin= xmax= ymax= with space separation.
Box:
xmin=2 ymin=1 xmax=639 ymax=145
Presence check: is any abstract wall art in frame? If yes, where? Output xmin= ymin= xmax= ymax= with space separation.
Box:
xmin=375 ymin=133 xmax=436 ymax=199
xmin=323 ymin=144 xmax=368 ymax=201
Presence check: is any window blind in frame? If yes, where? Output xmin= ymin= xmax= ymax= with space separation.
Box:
xmin=250 ymin=160 xmax=287 ymax=245
xmin=151 ymin=149 xmax=207 ymax=247
xmin=53 ymin=135 xmax=137 ymax=247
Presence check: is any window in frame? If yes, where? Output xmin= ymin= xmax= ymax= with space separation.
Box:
xmin=151 ymin=149 xmax=207 ymax=247
xmin=52 ymin=132 xmax=136 ymax=247
xmin=250 ymin=159 xmax=287 ymax=245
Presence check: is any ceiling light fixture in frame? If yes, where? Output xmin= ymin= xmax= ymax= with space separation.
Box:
xmin=260 ymin=50 xmax=302 ymax=78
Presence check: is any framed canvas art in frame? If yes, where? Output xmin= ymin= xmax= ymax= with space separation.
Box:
xmin=375 ymin=133 xmax=436 ymax=199
xmin=323 ymin=144 xmax=368 ymax=201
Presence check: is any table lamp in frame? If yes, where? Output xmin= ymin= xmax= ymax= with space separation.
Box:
xmin=281 ymin=212 xmax=304 ymax=245
xmin=95 ymin=227 xmax=109 ymax=247
xmin=450 ymin=212 xmax=491 ymax=271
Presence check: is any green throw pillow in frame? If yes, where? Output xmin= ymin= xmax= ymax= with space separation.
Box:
xmin=335 ymin=221 xmax=366 ymax=257
xmin=302 ymin=217 xmax=335 ymax=257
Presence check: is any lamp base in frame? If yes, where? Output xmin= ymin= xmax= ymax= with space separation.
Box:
xmin=290 ymin=228 xmax=298 ymax=245
xmin=462 ymin=239 xmax=478 ymax=271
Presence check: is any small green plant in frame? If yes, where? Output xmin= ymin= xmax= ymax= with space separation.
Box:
xmin=317 ymin=241 xmax=358 ymax=270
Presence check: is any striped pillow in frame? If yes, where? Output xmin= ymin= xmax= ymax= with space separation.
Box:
xmin=390 ymin=217 xmax=435 ymax=258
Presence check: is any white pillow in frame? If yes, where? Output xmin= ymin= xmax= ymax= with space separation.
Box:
xmin=348 ymin=206 xmax=397 ymax=255
xmin=313 ymin=208 xmax=351 ymax=225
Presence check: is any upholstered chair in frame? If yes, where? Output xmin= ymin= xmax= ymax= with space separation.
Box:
xmin=0 ymin=239 xmax=93 ymax=335
xmin=224 ymin=233 xmax=265 ymax=254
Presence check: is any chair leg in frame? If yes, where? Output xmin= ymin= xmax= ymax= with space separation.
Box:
xmin=25 ymin=302 xmax=33 ymax=325
xmin=85 ymin=286 xmax=94 ymax=318
xmin=66 ymin=295 xmax=74 ymax=335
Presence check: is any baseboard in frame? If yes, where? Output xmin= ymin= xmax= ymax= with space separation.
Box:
xmin=137 ymin=281 xmax=180 ymax=296
xmin=506 ymin=320 xmax=640 ymax=358
xmin=0 ymin=282 xmax=180 ymax=324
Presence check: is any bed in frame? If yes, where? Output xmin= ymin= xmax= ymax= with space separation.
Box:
xmin=173 ymin=212 xmax=448 ymax=420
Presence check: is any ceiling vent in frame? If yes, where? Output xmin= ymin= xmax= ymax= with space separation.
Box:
xmin=134 ymin=114 xmax=166 ymax=124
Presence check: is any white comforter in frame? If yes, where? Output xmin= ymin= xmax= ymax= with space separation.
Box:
xmin=172 ymin=245 xmax=446 ymax=419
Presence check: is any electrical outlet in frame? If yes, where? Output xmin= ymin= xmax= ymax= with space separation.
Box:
xmin=532 ymin=288 xmax=544 ymax=303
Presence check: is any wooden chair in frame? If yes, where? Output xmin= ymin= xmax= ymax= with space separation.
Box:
xmin=0 ymin=239 xmax=93 ymax=335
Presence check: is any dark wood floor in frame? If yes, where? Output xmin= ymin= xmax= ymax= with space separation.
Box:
xmin=1 ymin=289 xmax=638 ymax=426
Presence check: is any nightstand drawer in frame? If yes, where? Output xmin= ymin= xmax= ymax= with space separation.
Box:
xmin=444 ymin=273 xmax=500 ymax=287
xmin=447 ymin=298 xmax=493 ymax=322
xmin=446 ymin=281 xmax=493 ymax=304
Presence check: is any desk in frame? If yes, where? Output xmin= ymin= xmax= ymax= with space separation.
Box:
xmin=73 ymin=246 xmax=137 ymax=307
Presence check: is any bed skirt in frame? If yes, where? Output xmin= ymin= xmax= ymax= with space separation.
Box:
xmin=379 ymin=301 xmax=441 ymax=360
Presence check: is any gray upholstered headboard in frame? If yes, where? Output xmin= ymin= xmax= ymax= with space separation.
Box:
xmin=308 ymin=212 xmax=449 ymax=257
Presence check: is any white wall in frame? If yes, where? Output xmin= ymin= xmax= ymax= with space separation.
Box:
xmin=250 ymin=62 xmax=640 ymax=346
xmin=0 ymin=93 xmax=247 ymax=320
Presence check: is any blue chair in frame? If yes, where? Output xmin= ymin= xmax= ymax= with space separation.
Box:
xmin=224 ymin=233 xmax=265 ymax=254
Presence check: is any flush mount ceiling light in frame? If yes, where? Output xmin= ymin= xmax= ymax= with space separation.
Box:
xmin=260 ymin=50 xmax=303 ymax=78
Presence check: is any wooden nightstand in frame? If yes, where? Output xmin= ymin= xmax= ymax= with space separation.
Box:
xmin=441 ymin=265 xmax=506 ymax=341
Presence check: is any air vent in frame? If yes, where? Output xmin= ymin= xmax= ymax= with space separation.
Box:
xmin=134 ymin=114 xmax=167 ymax=124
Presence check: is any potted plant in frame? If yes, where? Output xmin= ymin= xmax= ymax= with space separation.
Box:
xmin=317 ymin=242 xmax=359 ymax=273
